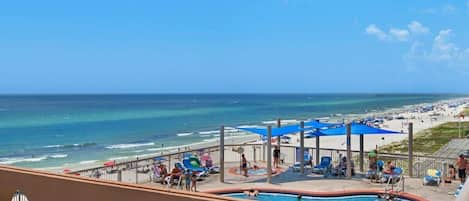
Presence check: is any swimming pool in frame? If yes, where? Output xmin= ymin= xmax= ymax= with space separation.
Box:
xmin=228 ymin=166 xmax=283 ymax=176
xmin=224 ymin=193 xmax=410 ymax=201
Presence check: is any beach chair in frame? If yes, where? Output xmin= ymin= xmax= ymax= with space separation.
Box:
xmin=152 ymin=165 xmax=165 ymax=183
xmin=455 ymin=184 xmax=464 ymax=198
xmin=381 ymin=167 xmax=403 ymax=184
xmin=165 ymin=174 xmax=183 ymax=189
xmin=423 ymin=169 xmax=441 ymax=186
xmin=366 ymin=160 xmax=384 ymax=181
xmin=201 ymin=153 xmax=220 ymax=173
xmin=312 ymin=156 xmax=332 ymax=174
xmin=180 ymin=159 xmax=208 ymax=179
xmin=293 ymin=152 xmax=312 ymax=172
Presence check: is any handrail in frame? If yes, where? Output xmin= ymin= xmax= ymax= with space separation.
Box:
xmin=71 ymin=142 xmax=455 ymax=175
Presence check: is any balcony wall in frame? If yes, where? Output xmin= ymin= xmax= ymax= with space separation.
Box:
xmin=0 ymin=165 xmax=234 ymax=201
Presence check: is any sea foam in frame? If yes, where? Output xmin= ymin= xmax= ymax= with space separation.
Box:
xmin=106 ymin=142 xmax=155 ymax=149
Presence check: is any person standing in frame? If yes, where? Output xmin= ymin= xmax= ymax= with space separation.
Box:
xmin=273 ymin=146 xmax=280 ymax=168
xmin=190 ymin=171 xmax=197 ymax=192
xmin=241 ymin=154 xmax=248 ymax=177
xmin=456 ymin=154 xmax=468 ymax=183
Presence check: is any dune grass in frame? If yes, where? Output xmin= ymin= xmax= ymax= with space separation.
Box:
xmin=462 ymin=107 xmax=469 ymax=116
xmin=381 ymin=121 xmax=469 ymax=154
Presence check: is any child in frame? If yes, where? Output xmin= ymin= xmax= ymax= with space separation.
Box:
xmin=445 ymin=164 xmax=456 ymax=183
xmin=190 ymin=171 xmax=197 ymax=192
xmin=184 ymin=170 xmax=191 ymax=190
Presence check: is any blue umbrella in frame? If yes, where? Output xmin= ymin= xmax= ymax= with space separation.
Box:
xmin=238 ymin=124 xmax=309 ymax=137
xmin=304 ymin=120 xmax=339 ymax=129
xmin=316 ymin=123 xmax=400 ymax=178
xmin=318 ymin=123 xmax=400 ymax=135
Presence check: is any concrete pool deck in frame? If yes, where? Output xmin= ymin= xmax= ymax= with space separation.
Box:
xmin=145 ymin=163 xmax=460 ymax=201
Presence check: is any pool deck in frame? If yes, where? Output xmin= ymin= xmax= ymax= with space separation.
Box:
xmin=145 ymin=163 xmax=460 ymax=201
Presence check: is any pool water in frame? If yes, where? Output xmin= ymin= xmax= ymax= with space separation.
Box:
xmin=225 ymin=193 xmax=410 ymax=201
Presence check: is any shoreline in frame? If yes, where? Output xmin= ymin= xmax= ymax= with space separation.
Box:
xmin=27 ymin=96 xmax=469 ymax=172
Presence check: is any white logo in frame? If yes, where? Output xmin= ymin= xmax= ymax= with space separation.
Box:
xmin=11 ymin=190 xmax=29 ymax=201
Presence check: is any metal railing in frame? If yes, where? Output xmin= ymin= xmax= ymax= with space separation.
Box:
xmin=71 ymin=143 xmax=455 ymax=183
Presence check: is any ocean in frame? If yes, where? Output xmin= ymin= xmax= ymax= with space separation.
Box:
xmin=0 ymin=94 xmax=463 ymax=169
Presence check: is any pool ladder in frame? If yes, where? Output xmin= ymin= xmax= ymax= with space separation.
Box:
xmin=383 ymin=175 xmax=405 ymax=200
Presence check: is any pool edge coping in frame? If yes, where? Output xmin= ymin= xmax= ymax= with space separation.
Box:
xmin=202 ymin=187 xmax=429 ymax=201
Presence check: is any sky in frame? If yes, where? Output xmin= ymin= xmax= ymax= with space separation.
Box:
xmin=0 ymin=0 xmax=468 ymax=94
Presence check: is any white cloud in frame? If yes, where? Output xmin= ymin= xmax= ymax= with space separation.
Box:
xmin=467 ymin=1 xmax=469 ymax=13
xmin=389 ymin=28 xmax=410 ymax=41
xmin=422 ymin=4 xmax=456 ymax=15
xmin=430 ymin=29 xmax=468 ymax=62
xmin=408 ymin=21 xmax=429 ymax=35
xmin=405 ymin=29 xmax=469 ymax=68
xmin=442 ymin=4 xmax=456 ymax=13
xmin=365 ymin=24 xmax=388 ymax=40
xmin=366 ymin=21 xmax=428 ymax=42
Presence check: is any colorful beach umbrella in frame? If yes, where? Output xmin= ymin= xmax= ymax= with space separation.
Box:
xmin=104 ymin=161 xmax=115 ymax=167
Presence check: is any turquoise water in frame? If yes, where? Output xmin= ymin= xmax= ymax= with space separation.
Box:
xmin=226 ymin=193 xmax=409 ymax=201
xmin=0 ymin=94 xmax=462 ymax=169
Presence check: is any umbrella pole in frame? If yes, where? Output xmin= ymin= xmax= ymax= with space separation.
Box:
xmin=300 ymin=121 xmax=305 ymax=174
xmin=267 ymin=126 xmax=272 ymax=184
xmin=219 ymin=125 xmax=224 ymax=183
xmin=346 ymin=123 xmax=352 ymax=179
xmin=359 ymin=134 xmax=364 ymax=173
xmin=315 ymin=135 xmax=320 ymax=166
xmin=408 ymin=122 xmax=413 ymax=177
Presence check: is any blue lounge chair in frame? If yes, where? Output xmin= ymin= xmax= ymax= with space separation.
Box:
xmin=293 ymin=151 xmax=312 ymax=172
xmin=182 ymin=158 xmax=208 ymax=177
xmin=423 ymin=169 xmax=441 ymax=186
xmin=381 ymin=167 xmax=403 ymax=184
xmin=312 ymin=156 xmax=332 ymax=174
xmin=366 ymin=160 xmax=384 ymax=180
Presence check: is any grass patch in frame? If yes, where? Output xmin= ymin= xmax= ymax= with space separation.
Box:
xmin=462 ymin=107 xmax=469 ymax=116
xmin=381 ymin=122 xmax=469 ymax=154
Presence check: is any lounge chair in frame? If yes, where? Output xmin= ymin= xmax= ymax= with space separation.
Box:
xmin=312 ymin=156 xmax=332 ymax=174
xmin=152 ymin=164 xmax=165 ymax=183
xmin=381 ymin=167 xmax=403 ymax=184
xmin=366 ymin=160 xmax=384 ymax=181
xmin=164 ymin=174 xmax=183 ymax=189
xmin=455 ymin=184 xmax=464 ymax=197
xmin=423 ymin=169 xmax=441 ymax=186
xmin=293 ymin=152 xmax=312 ymax=172
xmin=178 ymin=160 xmax=208 ymax=179
xmin=200 ymin=153 xmax=220 ymax=173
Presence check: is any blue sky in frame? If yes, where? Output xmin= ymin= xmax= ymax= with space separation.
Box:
xmin=1 ymin=0 xmax=468 ymax=94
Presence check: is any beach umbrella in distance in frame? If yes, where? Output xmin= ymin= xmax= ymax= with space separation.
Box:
xmin=104 ymin=161 xmax=115 ymax=167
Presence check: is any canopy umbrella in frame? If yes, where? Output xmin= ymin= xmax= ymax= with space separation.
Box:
xmin=304 ymin=120 xmax=339 ymax=129
xmin=238 ymin=124 xmax=309 ymax=137
xmin=316 ymin=123 xmax=400 ymax=178
xmin=318 ymin=123 xmax=400 ymax=135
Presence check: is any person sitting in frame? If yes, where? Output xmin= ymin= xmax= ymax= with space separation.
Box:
xmin=445 ymin=164 xmax=457 ymax=183
xmin=383 ymin=161 xmax=395 ymax=174
xmin=159 ymin=164 xmax=168 ymax=184
xmin=243 ymin=189 xmax=259 ymax=197
xmin=168 ymin=164 xmax=182 ymax=184
xmin=334 ymin=157 xmax=346 ymax=176
xmin=253 ymin=164 xmax=260 ymax=170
